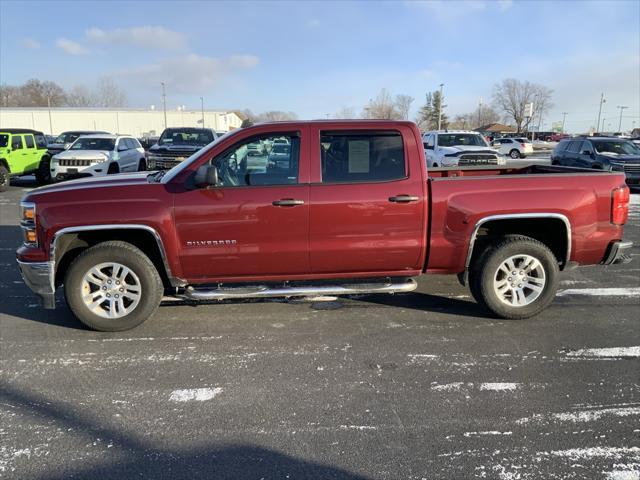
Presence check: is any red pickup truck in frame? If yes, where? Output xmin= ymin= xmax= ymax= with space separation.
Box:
xmin=17 ymin=120 xmax=633 ymax=331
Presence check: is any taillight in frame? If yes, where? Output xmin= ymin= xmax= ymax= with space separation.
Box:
xmin=611 ymin=186 xmax=630 ymax=225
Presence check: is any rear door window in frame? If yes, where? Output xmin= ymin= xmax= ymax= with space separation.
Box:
xmin=566 ymin=140 xmax=582 ymax=153
xmin=320 ymin=131 xmax=405 ymax=183
xmin=24 ymin=135 xmax=35 ymax=149
xmin=11 ymin=135 xmax=23 ymax=150
xmin=34 ymin=133 xmax=47 ymax=148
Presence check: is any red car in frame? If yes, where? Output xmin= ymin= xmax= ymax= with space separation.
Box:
xmin=17 ymin=120 xmax=633 ymax=331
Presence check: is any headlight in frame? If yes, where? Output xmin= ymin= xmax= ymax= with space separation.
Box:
xmin=20 ymin=201 xmax=38 ymax=246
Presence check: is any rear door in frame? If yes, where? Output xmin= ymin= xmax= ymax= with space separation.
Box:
xmin=173 ymin=128 xmax=311 ymax=280
xmin=308 ymin=125 xmax=426 ymax=274
xmin=23 ymin=134 xmax=40 ymax=171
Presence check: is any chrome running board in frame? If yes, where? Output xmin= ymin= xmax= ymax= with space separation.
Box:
xmin=183 ymin=278 xmax=417 ymax=301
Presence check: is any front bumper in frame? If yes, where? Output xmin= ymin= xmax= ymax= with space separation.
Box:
xmin=602 ymin=240 xmax=634 ymax=265
xmin=17 ymin=260 xmax=56 ymax=309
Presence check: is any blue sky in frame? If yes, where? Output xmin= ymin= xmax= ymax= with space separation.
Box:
xmin=1 ymin=0 xmax=638 ymax=132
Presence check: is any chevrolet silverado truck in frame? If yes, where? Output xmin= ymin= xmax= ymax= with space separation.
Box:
xmin=17 ymin=120 xmax=633 ymax=331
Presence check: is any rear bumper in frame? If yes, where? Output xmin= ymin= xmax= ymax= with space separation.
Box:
xmin=601 ymin=240 xmax=634 ymax=265
xmin=16 ymin=260 xmax=56 ymax=309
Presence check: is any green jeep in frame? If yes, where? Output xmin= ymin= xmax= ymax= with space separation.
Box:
xmin=0 ymin=128 xmax=52 ymax=191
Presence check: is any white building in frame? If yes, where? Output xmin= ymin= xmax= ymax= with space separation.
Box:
xmin=0 ymin=108 xmax=245 ymax=137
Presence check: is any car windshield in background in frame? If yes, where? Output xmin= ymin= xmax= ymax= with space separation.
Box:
xmin=515 ymin=138 xmax=531 ymax=143
xmin=0 ymin=134 xmax=8 ymax=148
xmin=593 ymin=140 xmax=638 ymax=155
xmin=158 ymin=130 xmax=214 ymax=146
xmin=438 ymin=134 xmax=487 ymax=147
xmin=70 ymin=138 xmax=115 ymax=151
xmin=54 ymin=133 xmax=80 ymax=144
xmin=272 ymin=145 xmax=289 ymax=154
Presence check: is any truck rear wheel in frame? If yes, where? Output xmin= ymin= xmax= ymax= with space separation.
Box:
xmin=471 ymin=235 xmax=559 ymax=319
xmin=0 ymin=165 xmax=8 ymax=192
xmin=35 ymin=156 xmax=51 ymax=185
xmin=64 ymin=241 xmax=163 ymax=331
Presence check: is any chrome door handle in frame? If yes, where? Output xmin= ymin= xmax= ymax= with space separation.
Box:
xmin=272 ymin=199 xmax=305 ymax=207
xmin=389 ymin=195 xmax=419 ymax=203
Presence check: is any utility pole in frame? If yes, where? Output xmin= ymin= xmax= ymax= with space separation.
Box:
xmin=478 ymin=97 xmax=483 ymax=128
xmin=161 ymin=82 xmax=167 ymax=128
xmin=561 ymin=112 xmax=568 ymax=133
xmin=596 ymin=93 xmax=605 ymax=134
xmin=200 ymin=97 xmax=205 ymax=128
xmin=47 ymin=95 xmax=53 ymax=135
xmin=616 ymin=105 xmax=628 ymax=132
xmin=437 ymin=83 xmax=444 ymax=130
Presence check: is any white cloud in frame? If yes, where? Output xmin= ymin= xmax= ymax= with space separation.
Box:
xmin=22 ymin=38 xmax=40 ymax=49
xmin=56 ymin=38 xmax=89 ymax=55
xmin=117 ymin=53 xmax=259 ymax=93
xmin=86 ymin=26 xmax=187 ymax=50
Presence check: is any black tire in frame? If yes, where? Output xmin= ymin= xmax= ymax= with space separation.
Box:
xmin=509 ymin=149 xmax=520 ymax=159
xmin=471 ymin=235 xmax=559 ymax=319
xmin=35 ymin=156 xmax=51 ymax=185
xmin=138 ymin=159 xmax=147 ymax=172
xmin=0 ymin=165 xmax=8 ymax=192
xmin=107 ymin=163 xmax=120 ymax=174
xmin=64 ymin=241 xmax=163 ymax=331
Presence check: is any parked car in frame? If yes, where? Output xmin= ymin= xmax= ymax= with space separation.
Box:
xmin=423 ymin=130 xmax=505 ymax=167
xmin=17 ymin=120 xmax=632 ymax=331
xmin=492 ymin=137 xmax=534 ymax=158
xmin=47 ymin=130 xmax=110 ymax=157
xmin=246 ymin=142 xmax=265 ymax=156
xmin=0 ymin=128 xmax=51 ymax=190
xmin=50 ymin=135 xmax=146 ymax=182
xmin=551 ymin=136 xmax=640 ymax=186
xmin=267 ymin=142 xmax=291 ymax=169
xmin=146 ymin=128 xmax=218 ymax=170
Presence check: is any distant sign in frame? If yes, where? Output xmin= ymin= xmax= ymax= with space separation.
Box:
xmin=524 ymin=103 xmax=533 ymax=118
xmin=551 ymin=121 xmax=562 ymax=133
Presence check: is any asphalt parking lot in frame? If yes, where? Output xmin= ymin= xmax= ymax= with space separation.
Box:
xmin=1 ymin=173 xmax=638 ymax=480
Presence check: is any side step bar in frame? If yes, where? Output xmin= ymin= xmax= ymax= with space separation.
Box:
xmin=183 ymin=278 xmax=418 ymax=301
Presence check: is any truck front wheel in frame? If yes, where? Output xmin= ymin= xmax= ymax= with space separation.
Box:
xmin=64 ymin=241 xmax=163 ymax=331
xmin=470 ymin=235 xmax=559 ymax=319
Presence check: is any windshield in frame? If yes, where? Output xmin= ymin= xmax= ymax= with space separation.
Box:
xmin=54 ymin=133 xmax=80 ymax=144
xmin=438 ymin=134 xmax=488 ymax=147
xmin=70 ymin=138 xmax=115 ymax=151
xmin=0 ymin=134 xmax=8 ymax=148
xmin=593 ymin=140 xmax=638 ymax=155
xmin=158 ymin=129 xmax=214 ymax=146
xmin=272 ymin=145 xmax=289 ymax=154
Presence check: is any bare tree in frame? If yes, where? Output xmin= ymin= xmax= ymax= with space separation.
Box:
xmin=0 ymin=84 xmax=20 ymax=107
xmin=93 ymin=77 xmax=127 ymax=108
xmin=395 ymin=94 xmax=414 ymax=121
xmin=14 ymin=79 xmax=67 ymax=107
xmin=362 ymin=89 xmax=399 ymax=119
xmin=66 ymin=85 xmax=93 ymax=107
xmin=492 ymin=79 xmax=553 ymax=132
xmin=450 ymin=104 xmax=501 ymax=130
xmin=241 ymin=109 xmax=298 ymax=123
xmin=333 ymin=107 xmax=357 ymax=119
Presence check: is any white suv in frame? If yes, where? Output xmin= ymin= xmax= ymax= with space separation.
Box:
xmin=491 ymin=137 xmax=534 ymax=159
xmin=423 ymin=130 xmax=505 ymax=168
xmin=51 ymin=135 xmax=146 ymax=182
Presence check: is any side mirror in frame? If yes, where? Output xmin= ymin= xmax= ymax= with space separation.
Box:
xmin=118 ymin=145 xmax=127 ymax=152
xmin=195 ymin=164 xmax=219 ymax=188
xmin=423 ymin=143 xmax=434 ymax=150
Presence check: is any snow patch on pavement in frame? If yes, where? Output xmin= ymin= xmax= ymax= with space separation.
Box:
xmin=463 ymin=431 xmax=512 ymax=437
xmin=604 ymin=471 xmax=640 ymax=480
xmin=169 ymin=387 xmax=223 ymax=402
xmin=545 ymin=446 xmax=640 ymax=460
xmin=479 ymin=382 xmax=519 ymax=391
xmin=516 ymin=406 xmax=640 ymax=425
xmin=565 ymin=346 xmax=640 ymax=358
xmin=556 ymin=287 xmax=640 ymax=297
xmin=339 ymin=425 xmax=377 ymax=430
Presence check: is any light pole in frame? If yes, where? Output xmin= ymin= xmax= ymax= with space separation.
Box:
xmin=161 ymin=82 xmax=167 ymax=128
xmin=437 ymin=83 xmax=444 ymax=130
xmin=616 ymin=105 xmax=628 ymax=132
xmin=596 ymin=93 xmax=605 ymax=134
xmin=200 ymin=97 xmax=205 ymax=128
xmin=478 ymin=97 xmax=483 ymax=128
xmin=561 ymin=112 xmax=568 ymax=133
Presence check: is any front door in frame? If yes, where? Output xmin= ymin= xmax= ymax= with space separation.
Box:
xmin=308 ymin=127 xmax=425 ymax=274
xmin=174 ymin=131 xmax=310 ymax=281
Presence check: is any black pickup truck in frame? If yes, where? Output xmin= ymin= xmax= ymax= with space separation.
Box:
xmin=146 ymin=128 xmax=218 ymax=170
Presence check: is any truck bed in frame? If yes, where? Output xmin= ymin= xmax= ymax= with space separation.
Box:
xmin=428 ymin=163 xmax=615 ymax=178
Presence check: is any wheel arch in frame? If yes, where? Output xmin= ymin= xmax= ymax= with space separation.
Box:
xmin=52 ymin=225 xmax=182 ymax=289
xmin=0 ymin=157 xmax=10 ymax=171
xmin=465 ymin=214 xmax=571 ymax=277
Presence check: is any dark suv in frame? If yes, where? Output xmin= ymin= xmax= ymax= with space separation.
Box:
xmin=551 ymin=137 xmax=640 ymax=186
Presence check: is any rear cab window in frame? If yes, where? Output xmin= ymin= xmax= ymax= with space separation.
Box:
xmin=320 ymin=131 xmax=406 ymax=183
